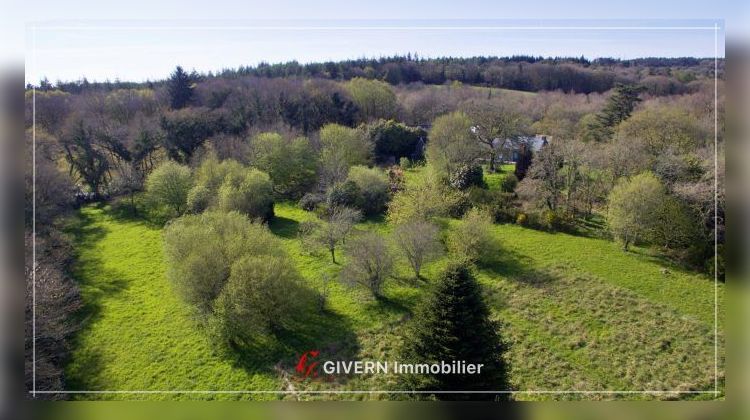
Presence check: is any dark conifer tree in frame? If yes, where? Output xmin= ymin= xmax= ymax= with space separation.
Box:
xmin=167 ymin=66 xmax=194 ymax=109
xmin=514 ymin=143 xmax=533 ymax=181
xmin=398 ymin=262 xmax=511 ymax=400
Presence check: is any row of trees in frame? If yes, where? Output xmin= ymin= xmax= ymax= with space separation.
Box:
xmin=42 ymin=55 xmax=721 ymax=96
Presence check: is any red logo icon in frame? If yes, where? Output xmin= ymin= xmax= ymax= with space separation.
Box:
xmin=295 ymin=350 xmax=320 ymax=378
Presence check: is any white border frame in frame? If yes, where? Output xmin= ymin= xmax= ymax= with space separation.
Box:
xmin=29 ymin=20 xmax=723 ymax=399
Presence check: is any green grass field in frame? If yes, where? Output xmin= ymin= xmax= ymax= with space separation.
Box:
xmin=64 ymin=168 xmax=724 ymax=400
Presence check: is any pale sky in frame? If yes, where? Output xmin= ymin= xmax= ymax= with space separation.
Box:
xmin=2 ymin=0 xmax=740 ymax=84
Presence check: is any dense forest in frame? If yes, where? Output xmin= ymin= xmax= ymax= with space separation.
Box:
xmin=25 ymin=54 xmax=725 ymax=398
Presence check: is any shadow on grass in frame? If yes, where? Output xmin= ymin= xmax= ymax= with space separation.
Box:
xmin=269 ymin=216 xmax=300 ymax=239
xmin=229 ymin=294 xmax=361 ymax=383
xmin=64 ymin=204 xmax=132 ymax=388
xmin=478 ymin=242 xmax=559 ymax=288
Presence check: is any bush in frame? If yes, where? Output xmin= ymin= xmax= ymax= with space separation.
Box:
xmin=145 ymin=161 xmax=192 ymax=216
xmin=299 ymin=192 xmax=326 ymax=211
xmin=250 ymin=132 xmax=318 ymax=199
xmin=327 ymin=180 xmax=361 ymax=209
xmin=447 ymin=208 xmax=497 ymax=263
xmin=364 ymin=119 xmax=425 ymax=164
xmin=449 ymin=164 xmax=486 ymax=190
xmin=163 ymin=211 xmax=306 ymax=342
xmin=467 ymin=187 xmax=517 ymax=223
xmin=387 ymin=169 xmax=467 ymax=224
xmin=217 ymin=168 xmax=275 ymax=220
xmin=500 ymin=173 xmax=519 ymax=193
xmin=399 ymin=157 xmax=412 ymax=169
xmin=186 ymin=184 xmax=212 ymax=213
xmin=214 ymin=255 xmax=305 ymax=340
xmin=516 ymin=212 xmax=528 ymax=225
xmin=346 ymin=165 xmax=391 ymax=216
xmin=607 ymin=172 xmax=666 ymax=250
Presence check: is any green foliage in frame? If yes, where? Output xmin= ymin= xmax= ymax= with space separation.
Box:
xmin=467 ymin=187 xmax=517 ymax=223
xmin=500 ymin=173 xmax=518 ymax=193
xmin=188 ymin=156 xmax=275 ymax=220
xmin=606 ymin=172 xmax=669 ymax=249
xmin=214 ymin=254 xmax=305 ymax=341
xmin=319 ymin=123 xmax=372 ymax=184
xmin=398 ymin=262 xmax=510 ymax=399
xmin=588 ymin=83 xmax=645 ymax=141
xmin=364 ymin=119 xmax=425 ymax=163
xmin=345 ymin=77 xmax=397 ymax=121
xmin=160 ymin=107 xmax=223 ymax=162
xmin=217 ymin=167 xmax=275 ymax=221
xmin=250 ymin=132 xmax=318 ymax=199
xmin=446 ymin=207 xmax=497 ymax=263
xmin=145 ymin=161 xmax=192 ymax=216
xmin=616 ymin=106 xmax=708 ymax=155
xmin=163 ymin=211 xmax=304 ymax=343
xmin=167 ymin=66 xmax=194 ymax=109
xmin=326 ymin=180 xmax=362 ymax=210
xmin=449 ymin=164 xmax=486 ymax=190
xmin=426 ymin=111 xmax=482 ymax=180
xmin=346 ymin=165 xmax=391 ymax=216
xmin=387 ymin=168 xmax=466 ymax=224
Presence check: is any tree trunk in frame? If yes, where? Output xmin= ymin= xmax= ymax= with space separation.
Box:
xmin=488 ymin=150 xmax=496 ymax=173
xmin=330 ymin=248 xmax=336 ymax=264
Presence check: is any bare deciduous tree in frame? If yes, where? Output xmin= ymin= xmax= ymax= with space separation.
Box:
xmin=393 ymin=220 xmax=442 ymax=280
xmin=341 ymin=231 xmax=393 ymax=298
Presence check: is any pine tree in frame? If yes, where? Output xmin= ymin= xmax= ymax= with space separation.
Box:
xmin=514 ymin=142 xmax=533 ymax=181
xmin=167 ymin=66 xmax=194 ymax=109
xmin=590 ymin=83 xmax=644 ymax=141
xmin=398 ymin=262 xmax=511 ymax=400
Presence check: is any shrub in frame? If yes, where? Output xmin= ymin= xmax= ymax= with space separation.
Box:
xmin=186 ymin=184 xmax=212 ymax=213
xmin=250 ymin=132 xmax=318 ymax=199
xmin=341 ymin=231 xmax=393 ymax=297
xmin=364 ymin=119 xmax=425 ymax=163
xmin=326 ymin=180 xmax=362 ymax=210
xmin=516 ymin=212 xmax=528 ymax=225
xmin=500 ymin=173 xmax=519 ymax=193
xmin=217 ymin=168 xmax=275 ymax=221
xmin=387 ymin=169 xmax=467 ymax=224
xmin=299 ymin=192 xmax=326 ymax=211
xmin=346 ymin=165 xmax=391 ymax=216
xmin=163 ymin=211 xmax=306 ymax=342
xmin=214 ymin=255 xmax=305 ymax=340
xmin=467 ymin=187 xmax=517 ymax=223
xmin=145 ymin=161 xmax=192 ymax=216
xmin=447 ymin=208 xmax=497 ymax=263
xmin=399 ymin=157 xmax=412 ymax=169
xmin=449 ymin=164 xmax=486 ymax=190
xmin=607 ymin=172 xmax=669 ymax=250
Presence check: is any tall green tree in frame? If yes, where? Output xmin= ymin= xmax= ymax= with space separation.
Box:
xmin=587 ymin=83 xmax=644 ymax=141
xmin=167 ymin=66 xmax=194 ymax=109
xmin=398 ymin=262 xmax=511 ymax=400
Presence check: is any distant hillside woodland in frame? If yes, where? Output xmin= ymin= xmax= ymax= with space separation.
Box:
xmin=25 ymin=55 xmax=724 ymax=394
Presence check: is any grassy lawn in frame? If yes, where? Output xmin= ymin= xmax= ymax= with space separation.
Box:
xmin=64 ymin=171 xmax=724 ymax=400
